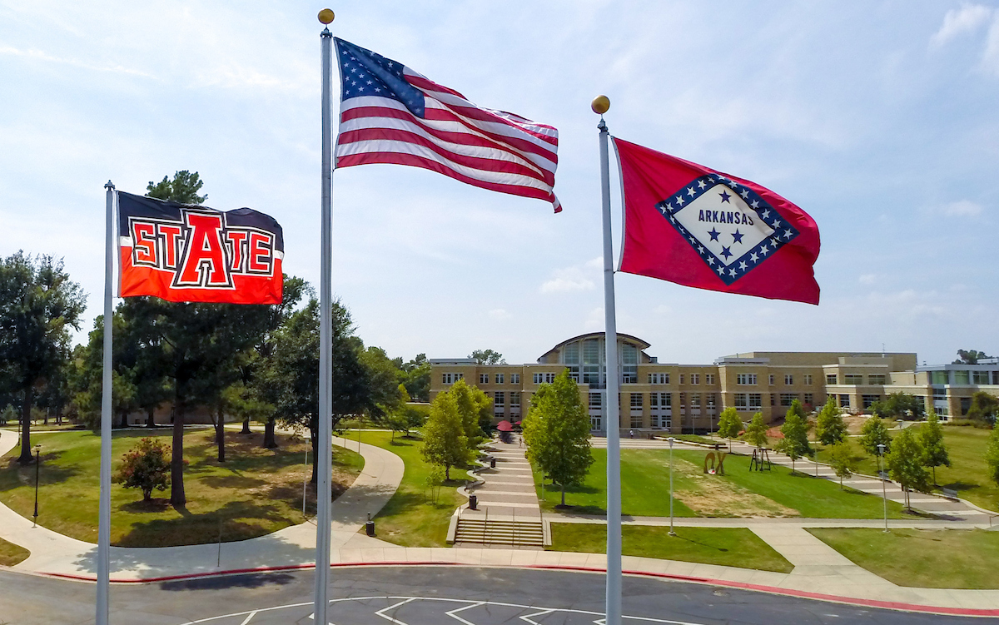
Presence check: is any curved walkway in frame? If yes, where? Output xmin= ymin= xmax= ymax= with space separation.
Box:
xmin=0 ymin=429 xmax=403 ymax=580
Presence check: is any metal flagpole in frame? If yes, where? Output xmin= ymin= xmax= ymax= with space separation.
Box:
xmin=594 ymin=96 xmax=622 ymax=625
xmin=315 ymin=8 xmax=336 ymax=625
xmin=96 ymin=181 xmax=115 ymax=624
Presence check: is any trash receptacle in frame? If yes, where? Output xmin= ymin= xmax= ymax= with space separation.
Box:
xmin=365 ymin=513 xmax=375 ymax=536
xmin=469 ymin=494 xmax=478 ymax=510
xmin=490 ymin=457 xmax=496 ymax=469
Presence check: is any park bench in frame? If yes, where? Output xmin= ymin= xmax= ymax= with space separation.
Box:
xmin=941 ymin=487 xmax=959 ymax=501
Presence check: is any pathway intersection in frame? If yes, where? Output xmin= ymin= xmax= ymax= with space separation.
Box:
xmin=0 ymin=428 xmax=995 ymax=618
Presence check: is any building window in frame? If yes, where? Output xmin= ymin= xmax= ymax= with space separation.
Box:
xmin=804 ymin=393 xmax=814 ymax=407
xmin=649 ymin=393 xmax=658 ymax=407
xmin=661 ymin=392 xmax=672 ymax=408
xmin=972 ymin=371 xmax=991 ymax=385
xmin=495 ymin=373 xmax=504 ymax=384
xmin=442 ymin=373 xmax=463 ymax=384
xmin=784 ymin=374 xmax=794 ymax=385
xmin=804 ymin=374 xmax=813 ymax=385
xmin=749 ymin=394 xmax=762 ymax=409
xmin=567 ymin=366 xmax=580 ymax=382
xmin=546 ymin=373 xmax=556 ymax=384
xmin=479 ymin=374 xmax=489 ymax=384
xmin=868 ymin=374 xmax=886 ymax=385
xmin=769 ymin=374 xmax=775 ymax=385
xmin=706 ymin=373 xmax=715 ymax=385
xmin=511 ymin=373 xmax=520 ymax=384
xmin=862 ymin=394 xmax=880 ymax=409
xmin=960 ymin=397 xmax=972 ymax=415
xmin=737 ymin=373 xmax=757 ymax=385
xmin=706 ymin=393 xmax=716 ymax=408
xmin=588 ymin=393 xmax=602 ymax=410
xmin=954 ymin=371 xmax=970 ymax=385
xmin=679 ymin=374 xmax=685 ymax=385
xmin=930 ymin=371 xmax=948 ymax=385
xmin=691 ymin=374 xmax=700 ymax=385
xmin=622 ymin=344 xmax=638 ymax=384
xmin=770 ymin=393 xmax=776 ymax=406
xmin=839 ymin=394 xmax=850 ymax=408
xmin=591 ymin=415 xmax=602 ymax=430
xmin=691 ymin=393 xmax=701 ymax=408
xmin=533 ymin=373 xmax=542 ymax=384
xmin=659 ymin=417 xmax=672 ymax=429
xmin=827 ymin=374 xmax=838 ymax=385
xmin=734 ymin=393 xmax=748 ymax=409
xmin=844 ymin=374 xmax=863 ymax=385
xmin=630 ymin=393 xmax=643 ymax=409
xmin=493 ymin=391 xmax=504 ymax=407
xmin=631 ymin=415 xmax=643 ymax=429
xmin=510 ymin=392 xmax=521 ymax=408
xmin=780 ymin=393 xmax=798 ymax=407
xmin=563 ymin=341 xmax=579 ymax=365
xmin=648 ymin=373 xmax=669 ymax=384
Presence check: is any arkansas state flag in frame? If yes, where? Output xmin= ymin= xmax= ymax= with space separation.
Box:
xmin=613 ymin=138 xmax=820 ymax=305
xmin=117 ymin=192 xmax=284 ymax=304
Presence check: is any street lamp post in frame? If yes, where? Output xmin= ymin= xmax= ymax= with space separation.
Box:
xmin=668 ymin=437 xmax=676 ymax=536
xmin=877 ymin=443 xmax=888 ymax=533
xmin=32 ymin=444 xmax=41 ymax=527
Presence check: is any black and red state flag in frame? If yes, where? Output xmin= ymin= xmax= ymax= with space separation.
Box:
xmin=117 ymin=192 xmax=283 ymax=304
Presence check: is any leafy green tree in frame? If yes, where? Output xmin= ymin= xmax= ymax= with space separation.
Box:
xmin=986 ymin=427 xmax=998 ymax=483
xmin=421 ymin=391 xmax=469 ymax=480
xmin=859 ymin=415 xmax=892 ymax=456
xmin=886 ymin=427 xmax=930 ymax=510
xmin=0 ymin=252 xmax=86 ymax=464
xmin=400 ymin=354 xmax=431 ymax=402
xmin=716 ymin=407 xmax=742 ymax=451
xmin=522 ymin=370 xmax=593 ymax=506
xmin=966 ymin=391 xmax=999 ymax=424
xmin=744 ymin=412 xmax=769 ymax=449
xmin=146 ymin=170 xmax=207 ymax=205
xmin=870 ymin=392 xmax=924 ymax=420
xmin=828 ymin=442 xmax=857 ymax=489
xmin=469 ymin=349 xmax=505 ymax=365
xmin=954 ymin=349 xmax=991 ymax=365
xmin=385 ymin=385 xmax=412 ymax=442
xmin=449 ymin=379 xmax=493 ymax=448
xmin=788 ymin=398 xmax=808 ymax=421
xmin=919 ymin=411 xmax=950 ymax=485
xmin=815 ymin=396 xmax=847 ymax=445
xmin=778 ymin=408 xmax=811 ymax=471
xmin=114 ymin=438 xmax=171 ymax=501
xmin=0 ymin=404 xmax=16 ymax=426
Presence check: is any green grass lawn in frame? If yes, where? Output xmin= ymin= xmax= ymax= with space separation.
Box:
xmin=815 ymin=425 xmax=998 ymax=511
xmin=362 ymin=430 xmax=472 ymax=547
xmin=0 ymin=428 xmax=363 ymax=547
xmin=534 ymin=448 xmax=912 ymax=519
xmin=549 ymin=524 xmax=793 ymax=573
xmin=0 ymin=537 xmax=29 ymax=566
xmin=808 ymin=528 xmax=999 ymax=589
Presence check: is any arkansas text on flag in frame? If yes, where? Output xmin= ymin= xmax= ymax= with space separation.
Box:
xmin=613 ymin=138 xmax=820 ymax=305
xmin=117 ymin=192 xmax=284 ymax=304
xmin=334 ymin=38 xmax=561 ymax=212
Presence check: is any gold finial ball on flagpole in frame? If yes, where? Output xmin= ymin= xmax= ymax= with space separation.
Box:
xmin=591 ymin=95 xmax=610 ymax=115
xmin=318 ymin=8 xmax=335 ymax=24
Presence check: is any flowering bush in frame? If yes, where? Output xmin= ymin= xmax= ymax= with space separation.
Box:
xmin=114 ymin=438 xmax=170 ymax=501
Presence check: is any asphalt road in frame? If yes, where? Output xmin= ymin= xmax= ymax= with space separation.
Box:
xmin=0 ymin=566 xmax=992 ymax=625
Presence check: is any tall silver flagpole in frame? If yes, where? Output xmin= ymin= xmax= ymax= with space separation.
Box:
xmin=96 ymin=181 xmax=115 ymax=624
xmin=594 ymin=96 xmax=622 ymax=625
xmin=315 ymin=8 xmax=335 ymax=625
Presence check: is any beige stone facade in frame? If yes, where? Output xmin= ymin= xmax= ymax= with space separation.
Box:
xmin=430 ymin=334 xmax=1000 ymax=435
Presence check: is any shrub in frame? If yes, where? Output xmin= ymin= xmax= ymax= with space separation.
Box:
xmin=114 ymin=438 xmax=171 ymax=501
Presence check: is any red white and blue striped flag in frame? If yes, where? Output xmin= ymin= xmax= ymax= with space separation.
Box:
xmin=334 ymin=38 xmax=561 ymax=212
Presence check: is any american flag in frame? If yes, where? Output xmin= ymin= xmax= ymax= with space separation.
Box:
xmin=334 ymin=38 xmax=561 ymax=212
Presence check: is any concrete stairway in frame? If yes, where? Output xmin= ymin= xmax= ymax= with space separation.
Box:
xmin=454 ymin=518 xmax=544 ymax=548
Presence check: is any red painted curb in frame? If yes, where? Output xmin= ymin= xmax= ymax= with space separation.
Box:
xmin=40 ymin=562 xmax=999 ymax=618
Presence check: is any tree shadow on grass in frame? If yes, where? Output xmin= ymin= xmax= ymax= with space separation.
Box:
xmin=200 ymin=475 xmax=267 ymax=490
xmin=119 ymin=498 xmax=172 ymax=514
xmin=668 ymin=532 xmax=730 ymax=552
xmin=114 ymin=500 xmax=291 ymax=548
xmin=0 ymin=452 xmax=82 ymax=492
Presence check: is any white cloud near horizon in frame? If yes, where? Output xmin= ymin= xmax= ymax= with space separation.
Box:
xmin=931 ymin=3 xmax=993 ymax=48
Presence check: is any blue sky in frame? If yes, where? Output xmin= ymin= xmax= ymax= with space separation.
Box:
xmin=1 ymin=1 xmax=997 ymax=366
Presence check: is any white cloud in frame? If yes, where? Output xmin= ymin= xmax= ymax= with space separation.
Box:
xmin=859 ymin=274 xmax=877 ymax=285
xmin=488 ymin=308 xmax=512 ymax=321
xmin=942 ymin=200 xmax=983 ymax=217
xmin=930 ymin=3 xmax=993 ymax=48
xmin=539 ymin=258 xmax=601 ymax=293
